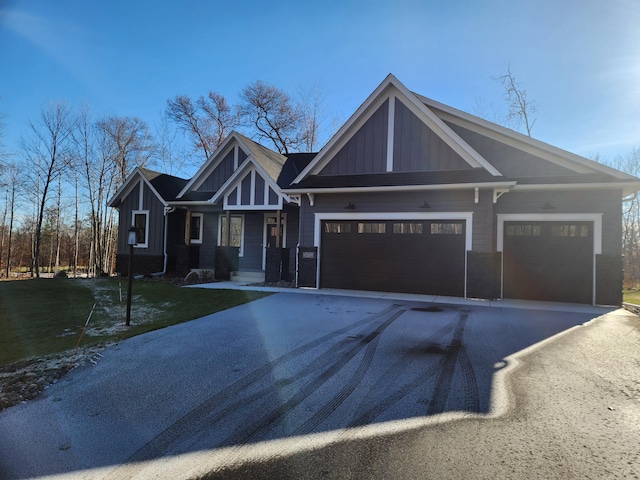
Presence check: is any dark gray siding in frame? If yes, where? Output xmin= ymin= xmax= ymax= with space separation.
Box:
xmin=117 ymin=180 xmax=165 ymax=257
xmin=198 ymin=149 xmax=235 ymax=191
xmin=239 ymin=212 xmax=263 ymax=270
xmin=238 ymin=147 xmax=248 ymax=165
xmin=254 ymin=175 xmax=265 ymax=205
xmin=298 ymin=189 xmax=490 ymax=252
xmin=446 ymin=123 xmax=575 ymax=177
xmin=241 ymin=174 xmax=251 ymax=204
xmin=394 ymin=99 xmax=469 ymax=172
xmin=198 ymin=212 xmax=218 ymax=269
xmin=320 ymin=100 xmax=388 ymax=175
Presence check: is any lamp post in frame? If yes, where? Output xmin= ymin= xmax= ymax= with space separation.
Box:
xmin=126 ymin=226 xmax=137 ymax=327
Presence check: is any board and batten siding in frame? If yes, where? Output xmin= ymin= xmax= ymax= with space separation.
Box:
xmin=117 ymin=180 xmax=164 ymax=256
xmin=197 ymin=149 xmax=235 ymax=192
xmin=319 ymin=99 xmax=389 ymax=176
xmin=239 ymin=212 xmax=264 ymax=270
xmin=393 ymin=99 xmax=469 ymax=172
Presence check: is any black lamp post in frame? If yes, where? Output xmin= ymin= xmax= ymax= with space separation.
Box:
xmin=126 ymin=226 xmax=137 ymax=327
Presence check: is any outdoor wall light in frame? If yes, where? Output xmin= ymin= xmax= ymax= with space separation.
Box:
xmin=542 ymin=202 xmax=556 ymax=210
xmin=344 ymin=202 xmax=356 ymax=210
xmin=419 ymin=201 xmax=431 ymax=209
xmin=127 ymin=226 xmax=137 ymax=246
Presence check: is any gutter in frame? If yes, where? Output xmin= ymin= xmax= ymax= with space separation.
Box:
xmin=284 ymin=181 xmax=517 ymax=195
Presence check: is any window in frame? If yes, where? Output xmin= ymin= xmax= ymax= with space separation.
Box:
xmin=131 ymin=210 xmax=149 ymax=248
xmin=393 ymin=223 xmax=423 ymax=234
xmin=324 ymin=222 xmax=352 ymax=234
xmin=506 ymin=224 xmax=541 ymax=237
xmin=219 ymin=214 xmax=244 ymax=255
xmin=358 ymin=222 xmax=386 ymax=234
xmin=551 ymin=224 xmax=589 ymax=237
xmin=430 ymin=222 xmax=463 ymax=235
xmin=189 ymin=213 xmax=203 ymax=244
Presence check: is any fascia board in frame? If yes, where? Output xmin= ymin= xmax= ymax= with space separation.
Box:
xmin=168 ymin=201 xmax=216 ymax=207
xmin=511 ymin=182 xmax=640 ymax=195
xmin=284 ymin=181 xmax=517 ymax=195
xmin=292 ymin=74 xmax=400 ymax=184
xmin=176 ymin=132 xmax=240 ymax=198
xmin=419 ymin=93 xmax=635 ymax=180
xmin=108 ymin=168 xmax=167 ymax=208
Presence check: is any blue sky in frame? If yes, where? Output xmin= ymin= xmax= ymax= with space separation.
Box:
xmin=1 ymin=0 xmax=639 ymax=171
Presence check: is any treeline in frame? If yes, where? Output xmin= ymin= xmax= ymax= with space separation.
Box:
xmin=0 ymin=81 xmax=329 ymax=278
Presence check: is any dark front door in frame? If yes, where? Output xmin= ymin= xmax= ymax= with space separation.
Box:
xmin=503 ymin=221 xmax=593 ymax=304
xmin=320 ymin=220 xmax=466 ymax=296
xmin=265 ymin=216 xmax=285 ymax=249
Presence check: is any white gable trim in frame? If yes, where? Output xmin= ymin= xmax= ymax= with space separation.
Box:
xmin=211 ymin=156 xmax=288 ymax=210
xmin=419 ymin=94 xmax=635 ymax=180
xmin=107 ymin=168 xmax=168 ymax=208
xmin=293 ymin=74 xmax=502 ymax=184
xmin=177 ymin=132 xmax=250 ymax=198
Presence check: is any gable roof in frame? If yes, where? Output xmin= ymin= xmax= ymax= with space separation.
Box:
xmin=107 ymin=167 xmax=188 ymax=207
xmin=177 ymin=131 xmax=288 ymax=199
xmin=289 ymin=74 xmax=640 ymax=195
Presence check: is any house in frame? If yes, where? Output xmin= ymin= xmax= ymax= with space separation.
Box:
xmin=109 ymin=74 xmax=640 ymax=305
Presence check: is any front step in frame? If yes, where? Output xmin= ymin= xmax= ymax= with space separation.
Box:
xmin=230 ymin=270 xmax=265 ymax=284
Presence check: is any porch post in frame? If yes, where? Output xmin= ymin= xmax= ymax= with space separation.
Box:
xmin=185 ymin=211 xmax=191 ymax=245
xmin=275 ymin=210 xmax=281 ymax=248
xmin=225 ymin=210 xmax=231 ymax=246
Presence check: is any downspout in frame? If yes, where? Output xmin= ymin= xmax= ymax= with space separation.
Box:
xmin=152 ymin=206 xmax=175 ymax=276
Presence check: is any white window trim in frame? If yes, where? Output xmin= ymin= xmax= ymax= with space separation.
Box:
xmin=131 ymin=210 xmax=149 ymax=248
xmin=189 ymin=213 xmax=204 ymax=244
xmin=217 ymin=213 xmax=245 ymax=257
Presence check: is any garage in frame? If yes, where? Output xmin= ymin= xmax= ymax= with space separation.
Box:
xmin=320 ymin=219 xmax=466 ymax=296
xmin=502 ymin=221 xmax=594 ymax=304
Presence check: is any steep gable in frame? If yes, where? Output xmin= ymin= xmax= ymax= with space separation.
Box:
xmin=294 ymin=74 xmax=501 ymax=185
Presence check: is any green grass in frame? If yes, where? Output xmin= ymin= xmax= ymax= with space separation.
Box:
xmin=622 ymin=289 xmax=640 ymax=305
xmin=0 ymin=278 xmax=270 ymax=366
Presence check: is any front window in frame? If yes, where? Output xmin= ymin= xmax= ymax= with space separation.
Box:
xmin=131 ymin=210 xmax=149 ymax=248
xmin=189 ymin=213 xmax=203 ymax=244
xmin=219 ymin=214 xmax=244 ymax=256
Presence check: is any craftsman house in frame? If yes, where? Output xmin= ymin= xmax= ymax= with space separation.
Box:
xmin=108 ymin=74 xmax=640 ymax=305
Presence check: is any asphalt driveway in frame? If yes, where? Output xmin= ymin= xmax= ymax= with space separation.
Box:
xmin=0 ymin=292 xmax=616 ymax=479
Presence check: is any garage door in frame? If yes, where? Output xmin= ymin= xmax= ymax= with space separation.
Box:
xmin=320 ymin=220 xmax=466 ymax=296
xmin=503 ymin=221 xmax=593 ymax=304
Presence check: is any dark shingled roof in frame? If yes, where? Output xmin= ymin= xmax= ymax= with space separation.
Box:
xmin=178 ymin=190 xmax=215 ymax=202
xmin=140 ymin=168 xmax=188 ymax=201
xmin=278 ymin=153 xmax=317 ymax=188
xmin=290 ymin=168 xmax=502 ymax=189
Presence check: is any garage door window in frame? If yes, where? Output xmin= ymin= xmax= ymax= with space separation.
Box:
xmin=506 ymin=224 xmax=542 ymax=237
xmin=430 ymin=222 xmax=463 ymax=235
xmin=551 ymin=224 xmax=589 ymax=237
xmin=393 ymin=222 xmax=423 ymax=234
xmin=324 ymin=222 xmax=351 ymax=234
xmin=358 ymin=222 xmax=386 ymax=234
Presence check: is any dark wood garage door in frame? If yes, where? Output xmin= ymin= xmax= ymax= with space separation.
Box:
xmin=320 ymin=220 xmax=466 ymax=296
xmin=503 ymin=221 xmax=593 ymax=304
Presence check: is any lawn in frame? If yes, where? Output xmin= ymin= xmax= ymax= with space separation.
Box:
xmin=0 ymin=278 xmax=270 ymax=366
xmin=622 ymin=289 xmax=640 ymax=305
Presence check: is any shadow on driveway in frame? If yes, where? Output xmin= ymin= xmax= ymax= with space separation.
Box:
xmin=0 ymin=292 xmax=610 ymax=479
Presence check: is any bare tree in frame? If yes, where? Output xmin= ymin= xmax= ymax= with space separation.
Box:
xmin=298 ymin=85 xmax=328 ymax=152
xmin=2 ymin=163 xmax=20 ymax=277
xmin=21 ymin=102 xmax=73 ymax=277
xmin=238 ymin=81 xmax=307 ymax=154
xmin=496 ymin=66 xmax=538 ymax=136
xmin=166 ymin=91 xmax=238 ymax=161
xmin=96 ymin=116 xmax=154 ymax=186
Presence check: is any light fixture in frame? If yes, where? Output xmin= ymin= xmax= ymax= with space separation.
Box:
xmin=127 ymin=226 xmax=138 ymax=246
xmin=344 ymin=202 xmax=356 ymax=210
xmin=419 ymin=201 xmax=431 ymax=209
xmin=542 ymin=202 xmax=556 ymax=210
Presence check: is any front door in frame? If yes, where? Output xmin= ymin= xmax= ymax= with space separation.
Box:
xmin=263 ymin=214 xmax=286 ymax=269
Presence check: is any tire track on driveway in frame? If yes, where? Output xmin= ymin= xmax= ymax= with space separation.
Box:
xmin=105 ymin=304 xmax=402 ymax=477
xmin=222 ymin=308 xmax=405 ymax=446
